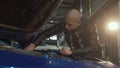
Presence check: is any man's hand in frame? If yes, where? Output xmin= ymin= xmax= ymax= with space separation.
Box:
xmin=24 ymin=43 xmax=35 ymax=51
xmin=59 ymin=48 xmax=72 ymax=55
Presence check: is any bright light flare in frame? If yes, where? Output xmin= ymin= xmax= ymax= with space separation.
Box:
xmin=107 ymin=21 xmax=119 ymax=31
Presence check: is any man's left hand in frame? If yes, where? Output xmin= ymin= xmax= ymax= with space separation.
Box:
xmin=59 ymin=48 xmax=72 ymax=55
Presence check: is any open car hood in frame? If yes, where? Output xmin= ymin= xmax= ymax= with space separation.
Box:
xmin=0 ymin=0 xmax=63 ymax=47
xmin=0 ymin=0 xmax=62 ymax=32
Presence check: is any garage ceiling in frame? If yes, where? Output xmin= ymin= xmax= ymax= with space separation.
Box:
xmin=39 ymin=0 xmax=106 ymax=32
xmin=39 ymin=0 xmax=80 ymax=31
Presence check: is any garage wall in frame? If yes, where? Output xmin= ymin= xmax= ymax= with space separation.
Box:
xmin=88 ymin=0 xmax=119 ymax=65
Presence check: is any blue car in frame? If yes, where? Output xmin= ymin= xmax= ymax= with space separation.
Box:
xmin=0 ymin=0 xmax=119 ymax=68
xmin=0 ymin=47 xmax=119 ymax=68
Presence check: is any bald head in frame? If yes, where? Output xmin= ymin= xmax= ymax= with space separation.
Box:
xmin=64 ymin=9 xmax=81 ymax=31
xmin=65 ymin=9 xmax=81 ymax=23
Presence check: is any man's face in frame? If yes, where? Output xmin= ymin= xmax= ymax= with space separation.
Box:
xmin=64 ymin=9 xmax=81 ymax=31
xmin=65 ymin=18 xmax=80 ymax=31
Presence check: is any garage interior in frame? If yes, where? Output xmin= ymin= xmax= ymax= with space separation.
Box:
xmin=0 ymin=0 xmax=120 ymax=67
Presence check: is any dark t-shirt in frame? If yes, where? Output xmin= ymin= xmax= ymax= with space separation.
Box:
xmin=64 ymin=23 xmax=102 ymax=59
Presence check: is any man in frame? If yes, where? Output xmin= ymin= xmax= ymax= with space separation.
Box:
xmin=59 ymin=9 xmax=81 ymax=55
xmin=25 ymin=9 xmax=101 ymax=59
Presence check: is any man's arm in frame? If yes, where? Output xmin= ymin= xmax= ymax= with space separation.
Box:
xmin=33 ymin=23 xmax=64 ymax=45
xmin=24 ymin=23 xmax=64 ymax=50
